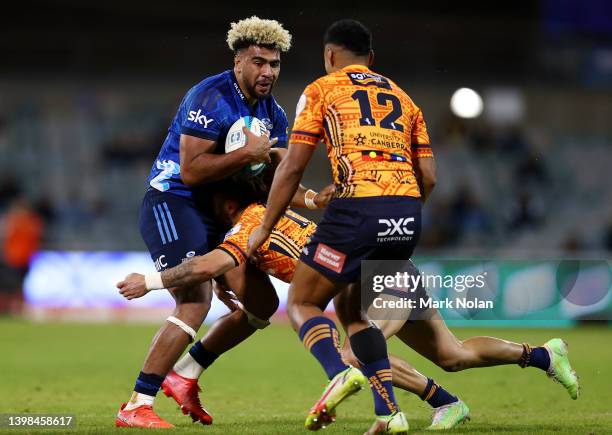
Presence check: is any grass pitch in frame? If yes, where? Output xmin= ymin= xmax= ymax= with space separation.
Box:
xmin=1 ymin=319 xmax=611 ymax=434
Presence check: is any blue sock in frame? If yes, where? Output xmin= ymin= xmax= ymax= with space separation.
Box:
xmin=350 ymin=327 xmax=399 ymax=416
xmin=361 ymin=358 xmax=398 ymax=416
xmin=524 ymin=345 xmax=551 ymax=371
xmin=420 ymin=378 xmax=458 ymax=408
xmin=189 ymin=340 xmax=219 ymax=369
xmin=299 ymin=316 xmax=347 ymax=380
xmin=133 ymin=371 xmax=165 ymax=397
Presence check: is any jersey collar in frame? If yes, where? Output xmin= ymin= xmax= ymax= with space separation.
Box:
xmin=229 ymin=70 xmax=260 ymax=115
xmin=341 ymin=64 xmax=372 ymax=72
xmin=229 ymin=70 xmax=247 ymax=103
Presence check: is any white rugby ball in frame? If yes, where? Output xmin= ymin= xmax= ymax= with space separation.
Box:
xmin=225 ymin=116 xmax=268 ymax=176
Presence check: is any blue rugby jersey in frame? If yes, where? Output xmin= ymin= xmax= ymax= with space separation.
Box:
xmin=147 ymin=70 xmax=288 ymax=199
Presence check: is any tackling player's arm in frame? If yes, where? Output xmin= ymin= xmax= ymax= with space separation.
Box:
xmin=247 ymin=142 xmax=315 ymax=257
xmin=116 ymin=249 xmax=236 ymax=300
xmin=180 ymin=128 xmax=276 ymax=185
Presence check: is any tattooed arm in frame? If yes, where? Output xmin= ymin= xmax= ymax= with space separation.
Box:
xmin=117 ymin=250 xmax=236 ymax=300
xmin=161 ymin=250 xmax=235 ymax=288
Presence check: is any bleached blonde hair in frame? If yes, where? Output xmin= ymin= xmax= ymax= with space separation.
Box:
xmin=227 ymin=16 xmax=292 ymax=52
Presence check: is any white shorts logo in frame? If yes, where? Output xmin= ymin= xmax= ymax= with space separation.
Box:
xmin=377 ymin=217 xmax=415 ymax=236
xmin=154 ymin=255 xmax=168 ymax=271
xmin=377 ymin=217 xmax=415 ymax=242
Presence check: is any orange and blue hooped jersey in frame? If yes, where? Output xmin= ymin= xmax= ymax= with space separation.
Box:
xmin=290 ymin=65 xmax=433 ymax=199
xmin=217 ymin=204 xmax=316 ymax=283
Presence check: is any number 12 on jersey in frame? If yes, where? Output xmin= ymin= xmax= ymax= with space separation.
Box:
xmin=352 ymin=90 xmax=404 ymax=132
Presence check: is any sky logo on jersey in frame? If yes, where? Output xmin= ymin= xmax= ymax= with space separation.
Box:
xmin=347 ymin=72 xmax=391 ymax=89
xmin=187 ymin=109 xmax=214 ymax=128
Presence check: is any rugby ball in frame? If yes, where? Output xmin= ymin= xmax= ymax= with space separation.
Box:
xmin=225 ymin=116 xmax=268 ymax=176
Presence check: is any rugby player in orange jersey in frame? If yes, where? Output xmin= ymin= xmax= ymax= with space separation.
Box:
xmin=246 ymin=19 xmax=578 ymax=434
xmin=246 ymin=18 xmax=432 ymax=433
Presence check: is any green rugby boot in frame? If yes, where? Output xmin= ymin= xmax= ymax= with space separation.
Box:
xmin=544 ymin=338 xmax=579 ymax=399
xmin=426 ymin=400 xmax=470 ymax=430
xmin=364 ymin=411 xmax=409 ymax=435
xmin=305 ymin=366 xmax=367 ymax=431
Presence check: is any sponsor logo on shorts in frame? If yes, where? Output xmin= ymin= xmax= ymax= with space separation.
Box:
xmin=154 ymin=254 xmax=168 ymax=271
xmin=377 ymin=217 xmax=415 ymax=243
xmin=185 ymin=251 xmax=196 ymax=257
xmin=313 ymin=243 xmax=346 ymax=274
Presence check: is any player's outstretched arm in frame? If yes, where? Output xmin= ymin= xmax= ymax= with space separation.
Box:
xmin=116 ymin=250 xmax=236 ymax=300
xmin=247 ymin=142 xmax=315 ymax=257
xmin=180 ymin=129 xmax=275 ymax=185
xmin=415 ymin=156 xmax=436 ymax=204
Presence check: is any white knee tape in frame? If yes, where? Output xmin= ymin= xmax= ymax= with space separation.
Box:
xmin=237 ymin=303 xmax=271 ymax=330
xmin=166 ymin=316 xmax=197 ymax=342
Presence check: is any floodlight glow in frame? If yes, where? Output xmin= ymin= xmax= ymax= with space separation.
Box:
xmin=450 ymin=87 xmax=483 ymax=118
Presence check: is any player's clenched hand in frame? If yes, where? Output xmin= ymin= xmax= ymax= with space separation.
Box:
xmin=117 ymin=273 xmax=148 ymax=300
xmin=246 ymin=225 xmax=271 ymax=259
xmin=242 ymin=126 xmax=276 ymax=164
xmin=314 ymin=183 xmax=335 ymax=208
xmin=213 ymin=280 xmax=239 ymax=312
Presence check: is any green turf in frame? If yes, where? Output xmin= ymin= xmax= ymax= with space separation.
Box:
xmin=1 ymin=319 xmax=611 ymax=434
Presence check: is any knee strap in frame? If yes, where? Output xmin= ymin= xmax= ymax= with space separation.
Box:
xmin=166 ymin=316 xmax=197 ymax=342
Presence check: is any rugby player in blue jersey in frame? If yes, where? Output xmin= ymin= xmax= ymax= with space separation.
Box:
xmin=116 ymin=16 xmax=295 ymax=429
